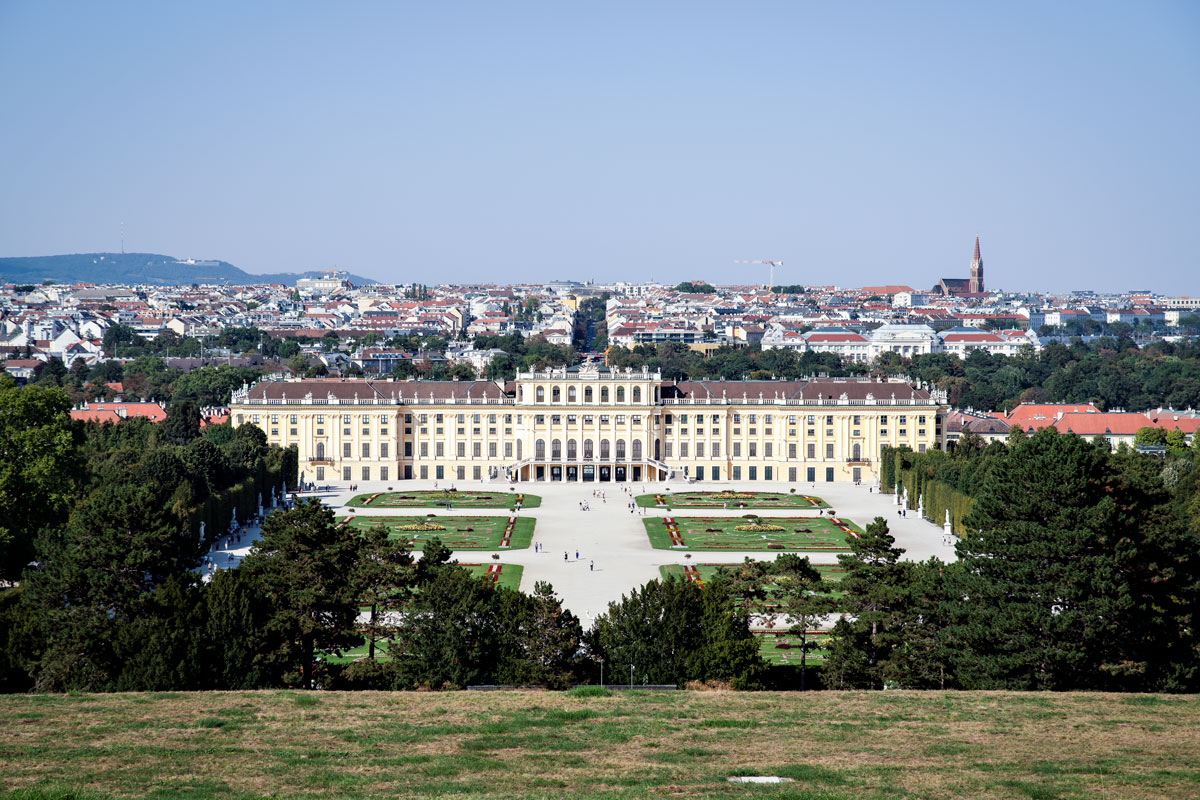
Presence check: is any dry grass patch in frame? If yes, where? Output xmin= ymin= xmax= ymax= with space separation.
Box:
xmin=1 ymin=691 xmax=1199 ymax=799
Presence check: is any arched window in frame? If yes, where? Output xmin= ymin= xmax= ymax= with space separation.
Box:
xmin=632 ymin=387 xmax=641 ymax=402
xmin=536 ymin=387 xmax=545 ymax=402
xmin=584 ymin=439 xmax=594 ymax=459
xmin=632 ymin=439 xmax=642 ymax=460
xmin=654 ymin=439 xmax=661 ymax=460
xmin=616 ymin=386 xmax=625 ymax=403
xmin=568 ymin=386 xmax=577 ymax=402
xmin=552 ymin=439 xmax=562 ymax=460
xmin=852 ymin=443 xmax=861 ymax=460
xmin=601 ymin=387 xmax=609 ymax=402
xmin=601 ymin=439 xmax=611 ymax=460
xmin=535 ymin=439 xmax=546 ymax=460
xmin=517 ymin=440 xmax=523 ymax=460
xmin=584 ymin=387 xmax=593 ymax=402
xmin=552 ymin=386 xmax=561 ymax=403
xmin=567 ymin=440 xmax=577 ymax=460
xmin=316 ymin=442 xmax=325 ymax=459
xmin=616 ymin=439 xmax=626 ymax=460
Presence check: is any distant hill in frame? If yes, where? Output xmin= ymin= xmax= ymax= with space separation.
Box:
xmin=0 ymin=253 xmax=377 ymax=287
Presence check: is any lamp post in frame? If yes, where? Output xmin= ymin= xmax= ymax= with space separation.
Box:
xmin=629 ymin=662 xmax=634 ymax=689
xmin=599 ymin=658 xmax=604 ymax=688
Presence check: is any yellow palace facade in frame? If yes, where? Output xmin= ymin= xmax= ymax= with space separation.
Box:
xmin=229 ymin=365 xmax=947 ymax=486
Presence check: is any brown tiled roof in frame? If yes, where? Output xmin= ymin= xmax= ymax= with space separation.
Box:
xmin=245 ymin=379 xmax=509 ymax=403
xmin=667 ymin=379 xmax=930 ymax=402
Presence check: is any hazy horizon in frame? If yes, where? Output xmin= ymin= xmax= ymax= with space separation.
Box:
xmin=2 ymin=2 xmax=1197 ymax=293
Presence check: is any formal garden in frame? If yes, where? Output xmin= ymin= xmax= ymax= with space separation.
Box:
xmin=661 ymin=562 xmax=845 ymax=600
xmin=644 ymin=515 xmax=861 ymax=551
xmin=346 ymin=489 xmax=541 ymax=509
xmin=635 ymin=490 xmax=829 ymax=509
xmin=338 ymin=515 xmax=535 ymax=549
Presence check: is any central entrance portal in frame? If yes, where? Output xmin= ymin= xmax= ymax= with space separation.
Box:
xmin=583 ymin=465 xmax=594 ymax=482
xmin=566 ymin=466 xmax=578 ymax=482
xmin=599 ymin=466 xmax=610 ymax=481
xmin=615 ymin=466 xmax=626 ymax=482
xmin=550 ymin=466 xmax=562 ymax=481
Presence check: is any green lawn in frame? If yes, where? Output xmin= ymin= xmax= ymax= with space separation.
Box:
xmin=754 ymin=629 xmax=831 ymax=665
xmin=4 ymin=691 xmax=1199 ymax=799
xmin=636 ymin=491 xmax=828 ymax=509
xmin=346 ymin=490 xmax=541 ymax=509
xmin=339 ymin=515 xmax=535 ymax=550
xmin=644 ymin=515 xmax=861 ymax=551
xmin=660 ymin=562 xmax=846 ymax=601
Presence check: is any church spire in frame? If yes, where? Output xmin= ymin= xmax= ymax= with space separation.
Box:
xmin=969 ymin=235 xmax=984 ymax=293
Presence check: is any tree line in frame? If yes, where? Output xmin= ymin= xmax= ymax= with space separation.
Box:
xmin=603 ymin=336 xmax=1200 ymax=412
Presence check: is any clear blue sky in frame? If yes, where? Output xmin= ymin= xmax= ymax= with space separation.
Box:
xmin=1 ymin=1 xmax=1197 ymax=292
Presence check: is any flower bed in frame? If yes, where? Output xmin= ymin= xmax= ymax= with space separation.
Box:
xmin=345 ymin=491 xmax=541 ymax=509
xmin=643 ymin=515 xmax=861 ymax=551
xmin=337 ymin=515 xmax=536 ymax=550
xmin=635 ymin=491 xmax=829 ymax=509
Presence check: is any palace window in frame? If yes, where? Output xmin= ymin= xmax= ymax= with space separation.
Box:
xmin=633 ymin=387 xmax=641 ymax=402
xmin=615 ymin=439 xmax=626 ymax=460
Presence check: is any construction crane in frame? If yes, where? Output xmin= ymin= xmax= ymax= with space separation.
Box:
xmin=734 ymin=260 xmax=783 ymax=290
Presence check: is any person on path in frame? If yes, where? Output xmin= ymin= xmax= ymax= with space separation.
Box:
xmin=575 ymin=550 xmax=579 ymax=560
xmin=589 ymin=560 xmax=594 ymax=571
xmin=564 ymin=552 xmax=568 ymax=561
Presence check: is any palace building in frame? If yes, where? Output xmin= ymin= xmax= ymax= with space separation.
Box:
xmin=230 ymin=365 xmax=947 ymax=486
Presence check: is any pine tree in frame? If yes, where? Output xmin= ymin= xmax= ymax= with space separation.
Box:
xmin=825 ymin=516 xmax=911 ymax=689
xmin=354 ymin=523 xmax=416 ymax=661
xmin=952 ymin=427 xmax=1191 ymax=690
xmin=242 ymin=499 xmax=362 ymax=689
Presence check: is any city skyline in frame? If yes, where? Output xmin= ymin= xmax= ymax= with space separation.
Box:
xmin=1 ymin=1 xmax=1198 ymax=292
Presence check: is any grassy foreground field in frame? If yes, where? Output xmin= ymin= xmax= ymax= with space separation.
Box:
xmin=3 ymin=691 xmax=1199 ymax=800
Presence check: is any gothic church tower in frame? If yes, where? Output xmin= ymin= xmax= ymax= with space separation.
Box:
xmin=969 ymin=236 xmax=984 ymax=293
